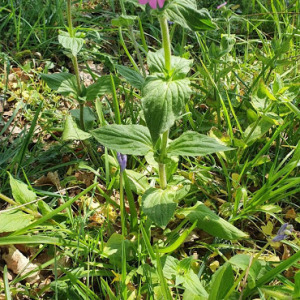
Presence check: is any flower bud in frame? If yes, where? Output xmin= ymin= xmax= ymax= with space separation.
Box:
xmin=117 ymin=152 xmax=127 ymax=173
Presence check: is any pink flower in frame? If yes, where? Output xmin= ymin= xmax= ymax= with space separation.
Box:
xmin=138 ymin=0 xmax=165 ymax=9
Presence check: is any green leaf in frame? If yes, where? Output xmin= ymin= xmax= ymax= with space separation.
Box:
xmin=181 ymin=269 xmax=208 ymax=298
xmin=71 ymin=107 xmax=96 ymax=123
xmin=259 ymin=204 xmax=282 ymax=213
xmin=161 ymin=256 xmax=207 ymax=298
xmin=229 ymin=254 xmax=264 ymax=284
xmin=182 ymin=290 xmax=203 ymax=300
xmin=257 ymin=79 xmax=276 ymax=100
xmin=273 ymin=73 xmax=284 ymax=95
xmin=145 ymin=151 xmax=179 ymax=181
xmin=116 ymin=65 xmax=144 ymax=89
xmin=103 ymin=233 xmax=136 ymax=265
xmin=70 ymin=107 xmax=96 ymax=130
xmin=208 ymin=262 xmax=234 ymax=300
xmin=177 ymin=202 xmax=248 ymax=240
xmin=126 ymin=170 xmax=149 ymax=194
xmin=220 ymin=34 xmax=236 ymax=55
xmin=41 ymin=73 xmax=78 ymax=96
xmin=243 ymin=250 xmax=300 ymax=298
xmin=0 ymin=211 xmax=33 ymax=233
xmin=161 ymin=256 xmax=178 ymax=279
xmin=262 ymin=112 xmax=283 ymax=126
xmin=38 ymin=201 xmax=53 ymax=216
xmin=147 ymin=50 xmax=166 ymax=74
xmin=167 ymin=131 xmax=233 ymax=157
xmin=142 ymin=50 xmax=192 ymax=142
xmin=9 ymin=173 xmax=37 ymax=211
xmin=62 ymin=115 xmax=91 ymax=141
xmin=168 ymin=176 xmax=191 ymax=201
xmin=85 ymin=75 xmax=118 ymax=101
xmin=142 ymin=76 xmax=192 ymax=142
xmin=244 ymin=119 xmax=273 ymax=145
xmin=165 ymin=0 xmax=216 ymax=31
xmin=91 ymin=124 xmax=153 ymax=155
xmin=142 ymin=187 xmax=177 ymax=227
xmin=111 ymin=15 xmax=137 ymax=27
xmin=137 ymin=264 xmax=159 ymax=282
xmin=293 ymin=271 xmax=300 ymax=298
xmin=58 ymin=30 xmax=84 ymax=57
xmin=147 ymin=49 xmax=192 ymax=78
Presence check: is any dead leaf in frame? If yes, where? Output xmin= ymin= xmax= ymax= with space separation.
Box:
xmin=282 ymin=244 xmax=290 ymax=260
xmin=284 ymin=267 xmax=295 ymax=279
xmin=285 ymin=208 xmax=296 ymax=219
xmin=38 ymin=277 xmax=52 ymax=290
xmin=89 ymin=203 xmax=117 ymax=226
xmin=2 ymin=246 xmax=40 ymax=284
xmin=47 ymin=171 xmax=61 ymax=190
xmin=75 ymin=171 xmax=95 ymax=187
xmin=34 ymin=171 xmax=61 ymax=190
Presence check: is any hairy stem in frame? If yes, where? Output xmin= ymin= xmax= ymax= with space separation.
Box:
xmin=159 ymin=16 xmax=171 ymax=73
xmin=66 ymin=0 xmax=73 ymax=35
xmin=158 ymin=163 xmax=167 ymax=189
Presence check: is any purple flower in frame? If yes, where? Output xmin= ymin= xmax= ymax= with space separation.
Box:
xmin=217 ymin=2 xmax=227 ymax=9
xmin=138 ymin=0 xmax=165 ymax=9
xmin=272 ymin=223 xmax=293 ymax=242
xmin=117 ymin=152 xmax=127 ymax=173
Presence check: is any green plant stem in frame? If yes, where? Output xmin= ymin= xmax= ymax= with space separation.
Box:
xmin=236 ymin=102 xmax=273 ymax=164
xmin=119 ymin=27 xmax=140 ymax=74
xmin=0 ymin=193 xmax=41 ymax=218
xmin=120 ymin=172 xmax=126 ymax=237
xmin=66 ymin=0 xmax=100 ymax=167
xmin=159 ymin=16 xmax=171 ymax=72
xmin=71 ymin=55 xmax=84 ymax=131
xmin=66 ymin=0 xmax=84 ymax=132
xmin=67 ymin=0 xmax=84 ymax=133
xmin=128 ymin=26 xmax=146 ymax=77
xmin=66 ymin=0 xmax=73 ymax=35
xmin=110 ymin=74 xmax=121 ymax=124
xmin=158 ymin=163 xmax=167 ymax=190
xmin=119 ymin=0 xmax=126 ymax=15
xmin=157 ymin=16 xmax=172 ymax=189
xmin=72 ymin=55 xmax=82 ymax=93
xmin=118 ymin=0 xmax=146 ymax=77
xmin=79 ymin=102 xmax=85 ymax=130
xmin=138 ymin=17 xmax=148 ymax=52
xmin=83 ymin=139 xmax=101 ymax=168
xmin=156 ymin=247 xmax=173 ymax=300
xmin=160 ymin=130 xmax=168 ymax=159
xmin=159 ymin=130 xmax=169 ymax=189
xmin=123 ymin=171 xmax=138 ymax=231
xmin=3 ymin=265 xmax=11 ymax=300
xmin=74 ymin=58 xmax=100 ymax=167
